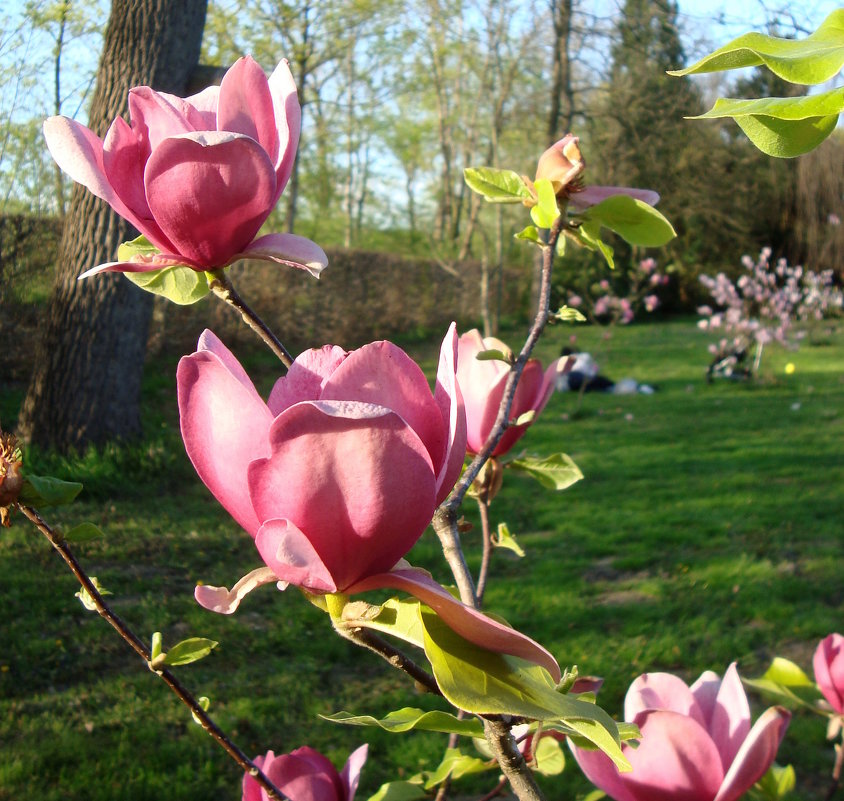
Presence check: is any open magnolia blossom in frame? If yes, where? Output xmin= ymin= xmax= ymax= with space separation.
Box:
xmin=535 ymin=134 xmax=659 ymax=209
xmin=44 ymin=56 xmax=326 ymax=278
xmin=814 ymin=633 xmax=844 ymax=714
xmin=456 ymin=329 xmax=566 ymax=456
xmin=243 ymin=745 xmax=368 ymax=801
xmin=179 ymin=325 xmax=561 ymax=680
xmin=573 ymin=664 xmax=790 ymax=801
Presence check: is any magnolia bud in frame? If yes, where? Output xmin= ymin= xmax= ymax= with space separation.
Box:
xmin=0 ymin=431 xmax=23 ymax=526
xmin=535 ymin=134 xmax=586 ymax=198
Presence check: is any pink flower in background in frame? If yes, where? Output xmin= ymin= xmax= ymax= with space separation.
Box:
xmin=44 ymin=56 xmax=326 ymax=278
xmin=644 ymin=294 xmax=659 ymax=312
xmin=573 ymin=665 xmax=790 ymax=801
xmin=568 ymin=294 xmax=583 ymax=307
xmin=814 ymin=633 xmax=844 ymax=714
xmin=456 ymin=329 xmax=563 ymax=457
xmin=243 ymin=745 xmax=367 ymax=801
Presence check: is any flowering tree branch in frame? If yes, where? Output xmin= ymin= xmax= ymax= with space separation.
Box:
xmin=16 ymin=503 xmax=289 ymax=801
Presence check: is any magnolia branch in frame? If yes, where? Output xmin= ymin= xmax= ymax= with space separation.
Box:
xmin=207 ymin=270 xmax=294 ymax=367
xmin=17 ymin=503 xmax=289 ymax=801
xmin=483 ymin=718 xmax=546 ymax=801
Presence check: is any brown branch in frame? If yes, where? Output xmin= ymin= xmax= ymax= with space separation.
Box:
xmin=17 ymin=503 xmax=289 ymax=801
xmin=207 ymin=271 xmax=294 ymax=367
xmin=475 ymin=496 xmax=493 ymax=605
xmin=482 ymin=719 xmax=546 ymax=801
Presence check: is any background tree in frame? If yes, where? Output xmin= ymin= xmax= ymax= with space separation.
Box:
xmin=18 ymin=0 xmax=208 ymax=452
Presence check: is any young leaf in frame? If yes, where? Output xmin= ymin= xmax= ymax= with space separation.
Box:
xmin=493 ymin=522 xmax=525 ymax=557
xmin=124 ymin=265 xmax=210 ymax=306
xmin=64 ymin=522 xmax=104 ymax=543
xmin=533 ymin=735 xmax=566 ymax=776
xmin=117 ymin=234 xmax=158 ymax=262
xmin=555 ymin=306 xmax=586 ymax=323
xmin=762 ymin=657 xmax=814 ymax=687
xmin=569 ymin=222 xmax=615 ymax=269
xmin=75 ymin=577 xmax=111 ymax=611
xmin=508 ymin=453 xmax=584 ymax=491
xmin=690 ymin=90 xmax=843 ymax=158
xmin=418 ymin=609 xmax=628 ymax=771
xmin=19 ymin=474 xmax=83 ymax=507
xmin=475 ymin=348 xmax=513 ymax=364
xmin=742 ymin=676 xmax=823 ymax=711
xmin=513 ymin=410 xmax=536 ymax=427
xmin=667 ymin=10 xmax=844 ymax=85
xmin=343 ymin=597 xmax=426 ymax=649
xmin=422 ymin=748 xmax=491 ymax=790
xmin=191 ymin=696 xmax=211 ymax=726
xmin=576 ymin=195 xmax=676 ymax=247
xmin=463 ymin=167 xmax=533 ymax=203
xmin=322 ymin=708 xmax=484 ymax=737
xmin=530 ymin=179 xmax=560 ymax=229
xmin=515 ymin=225 xmax=543 ymax=245
xmin=151 ymin=631 xmax=163 ymax=661
xmin=365 ymin=782 xmax=427 ymax=801
xmin=160 ymin=637 xmax=218 ymax=666
xmin=753 ymin=763 xmax=796 ymax=801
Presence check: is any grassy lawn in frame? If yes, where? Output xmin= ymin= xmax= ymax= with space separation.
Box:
xmin=2 ymin=318 xmax=842 ymax=800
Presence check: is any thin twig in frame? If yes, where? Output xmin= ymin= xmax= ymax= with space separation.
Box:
xmin=17 ymin=504 xmax=288 ymax=801
xmin=475 ymin=496 xmax=493 ymax=605
xmin=207 ymin=271 xmax=294 ymax=367
xmin=826 ymin=732 xmax=844 ymax=801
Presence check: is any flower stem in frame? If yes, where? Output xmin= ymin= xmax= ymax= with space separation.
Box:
xmin=475 ymin=496 xmax=493 ymax=606
xmin=17 ymin=503 xmax=289 ymax=801
xmin=207 ymin=270 xmax=294 ymax=367
xmin=826 ymin=729 xmax=844 ymax=801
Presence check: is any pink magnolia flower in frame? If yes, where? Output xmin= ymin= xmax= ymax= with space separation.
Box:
xmin=179 ymin=324 xmax=562 ymax=680
xmin=573 ymin=665 xmax=790 ymax=801
xmin=814 ymin=633 xmax=844 ymax=714
xmin=535 ymin=135 xmax=659 ymax=209
xmin=44 ymin=56 xmax=326 ymax=278
xmin=456 ymin=329 xmax=563 ymax=457
xmin=243 ymin=745 xmax=367 ymax=801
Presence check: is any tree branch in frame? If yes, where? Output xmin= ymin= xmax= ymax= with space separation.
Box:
xmin=482 ymin=719 xmax=546 ymax=801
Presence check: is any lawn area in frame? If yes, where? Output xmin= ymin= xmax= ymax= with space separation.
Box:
xmin=2 ymin=318 xmax=842 ymax=801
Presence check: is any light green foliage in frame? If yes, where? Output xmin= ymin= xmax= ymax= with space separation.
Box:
xmin=63 ymin=522 xmax=103 ymax=543
xmin=419 ymin=748 xmax=490 ymax=789
xmin=575 ymin=196 xmax=677 ymax=248
xmin=118 ymin=236 xmax=210 ymax=305
xmin=19 ymin=474 xmax=82 ymax=507
xmin=342 ymin=596 xmax=426 ymax=648
xmin=151 ymin=637 xmax=219 ymax=668
xmin=493 ymin=522 xmax=525 ymax=557
xmin=515 ymin=225 xmax=543 ymax=245
xmin=475 ymin=348 xmax=513 ymax=364
xmin=554 ymin=306 xmax=587 ymax=323
xmin=669 ymin=10 xmax=844 ymax=85
xmin=365 ymin=781 xmax=427 ymax=801
xmin=507 ymin=452 xmax=583 ymax=491
xmin=190 ymin=696 xmax=211 ymax=726
xmin=463 ymin=167 xmax=533 ymax=204
xmin=752 ymin=763 xmax=796 ymax=801
xmin=530 ymin=179 xmax=559 ymax=230
xmin=690 ymin=90 xmax=844 ymax=158
xmin=744 ymin=657 xmax=824 ymax=711
xmin=323 ymin=708 xmax=485 ymax=737
xmin=533 ymin=735 xmax=566 ymax=776
xmin=74 ymin=576 xmax=110 ymax=611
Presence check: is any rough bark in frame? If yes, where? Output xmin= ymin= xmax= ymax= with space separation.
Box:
xmin=18 ymin=0 xmax=208 ymax=453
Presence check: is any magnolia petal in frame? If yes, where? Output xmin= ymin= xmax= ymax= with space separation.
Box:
xmin=347 ymin=567 xmax=562 ymax=682
xmin=197 ymin=329 xmax=256 ymax=394
xmin=177 ymin=337 xmax=273 ymax=536
xmin=690 ymin=669 xmax=723 ymax=727
xmin=341 ymin=744 xmax=369 ymax=801
xmin=457 ymin=329 xmax=509 ymax=454
xmin=572 ymin=185 xmax=660 ymax=209
xmin=102 ymin=116 xmax=158 ymax=228
xmin=194 ymin=566 xmax=282 ymax=614
xmin=247 ymin=403 xmax=436 ymax=592
xmin=77 ymin=253 xmax=197 ymax=279
xmin=238 ymin=232 xmax=328 ymax=278
xmin=814 ymin=634 xmax=844 ymax=713
xmin=709 ymin=663 xmax=751 ymax=772
xmin=267 ymin=344 xmax=348 ymax=416
xmin=217 ymin=55 xmax=280 ymax=166
xmin=268 ymin=58 xmax=301 ymax=201
xmin=255 ymin=518 xmax=338 ymax=593
xmin=571 ymin=744 xmax=641 ymax=801
xmin=713 ymin=706 xmax=791 ymax=801
xmin=625 ymin=672 xmax=706 ymax=728
xmin=145 ymin=131 xmax=276 ymax=267
xmin=261 ymin=748 xmax=345 ymax=801
xmin=433 ymin=322 xmax=467 ymax=504
xmin=183 ymin=84 xmax=219 ymax=128
xmin=493 ymin=358 xmax=544 ymax=457
xmin=127 ymin=86 xmax=199 ymax=150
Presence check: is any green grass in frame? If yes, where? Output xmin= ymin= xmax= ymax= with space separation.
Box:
xmin=2 ymin=319 xmax=843 ymax=800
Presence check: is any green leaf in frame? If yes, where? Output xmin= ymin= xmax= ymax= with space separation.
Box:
xmin=530 ymin=178 xmax=560 ymax=229
xmin=117 ymin=234 xmax=159 ymax=262
xmin=574 ymin=222 xmax=615 ymax=269
xmin=492 ymin=522 xmax=525 ymax=558
xmin=63 ymin=522 xmax=104 ymax=543
xmin=583 ymin=791 xmax=607 ymax=801
xmin=533 ymin=735 xmax=565 ymax=776
xmin=124 ymin=265 xmax=210 ymax=306
xmin=422 ymin=748 xmax=490 ymax=790
xmin=763 ymin=657 xmax=814 ymax=687
xmin=19 ymin=474 xmax=83 ymax=507
xmin=742 ymin=677 xmax=823 ymax=711
xmin=667 ymin=10 xmax=844 ymax=85
xmin=576 ymin=195 xmax=676 ymax=247
xmin=475 ymin=348 xmax=512 ymax=364
xmin=691 ymin=90 xmax=843 ymax=158
xmin=75 ymin=577 xmax=110 ymax=611
xmin=418 ymin=609 xmax=628 ymax=771
xmin=753 ymin=763 xmax=796 ymax=800
xmin=344 ymin=597 xmax=426 ymax=649
xmin=365 ymin=782 xmax=427 ymax=801
xmin=323 ymin=708 xmax=484 ymax=737
xmin=191 ymin=696 xmax=211 ymax=726
xmin=151 ymin=632 xmax=163 ymax=661
xmin=508 ymin=453 xmax=584 ymax=491
xmin=513 ymin=410 xmax=536 ymax=427
xmin=515 ymin=225 xmax=542 ymax=244
xmin=160 ymin=637 xmax=218 ymax=666
xmin=554 ymin=306 xmax=586 ymax=323
xmin=463 ymin=167 xmax=533 ymax=203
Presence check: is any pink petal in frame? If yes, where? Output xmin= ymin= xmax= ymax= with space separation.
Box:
xmin=244 ymin=750 xmax=276 ymax=801
xmin=690 ymin=669 xmax=722 ymax=726
xmin=197 ymin=330 xmax=257 ymax=393
xmin=177 ymin=337 xmax=273 ymax=536
xmin=267 ymin=59 xmax=300 ymax=201
xmin=347 ymin=567 xmax=562 ymax=682
xmin=814 ymin=634 xmax=844 ymax=713
xmin=571 ymin=745 xmax=641 ymax=801
xmin=492 ymin=358 xmax=544 ymax=457
xmin=267 ymin=345 xmax=348 ymax=416
xmin=261 ymin=748 xmax=344 ymax=801
xmin=255 ymin=518 xmax=338 ymax=593
xmin=713 ymin=706 xmax=790 ymax=801
xmin=238 ymin=232 xmax=328 ymax=278
xmin=183 ymin=84 xmax=219 ymax=128
xmin=709 ymin=664 xmax=751 ymax=772
xmin=571 ymin=186 xmax=660 ymax=209
xmin=217 ymin=56 xmax=279 ymax=165
xmin=321 ymin=341 xmax=447 ymax=474
xmin=433 ymin=323 xmax=467 ymax=504
xmin=77 ymin=252 xmax=199 ymax=279
xmin=340 ymin=744 xmax=369 ymax=801
xmin=194 ymin=566 xmax=282 ymax=614
xmin=624 ymin=672 xmax=706 ymax=728
xmin=128 ymin=86 xmax=200 ymax=150
xmin=247 ymin=401 xmax=436 ymax=592
xmin=144 ymin=131 xmax=276 ymax=267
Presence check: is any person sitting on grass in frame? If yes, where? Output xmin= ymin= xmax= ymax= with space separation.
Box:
xmin=555 ymin=347 xmax=656 ymax=395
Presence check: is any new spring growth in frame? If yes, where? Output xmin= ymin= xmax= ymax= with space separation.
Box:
xmin=0 ymin=430 xmax=23 ymax=527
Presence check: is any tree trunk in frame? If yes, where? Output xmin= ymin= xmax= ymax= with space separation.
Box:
xmin=18 ymin=0 xmax=208 ymax=453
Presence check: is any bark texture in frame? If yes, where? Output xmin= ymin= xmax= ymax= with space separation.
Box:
xmin=19 ymin=0 xmax=208 ymax=452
